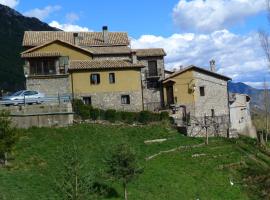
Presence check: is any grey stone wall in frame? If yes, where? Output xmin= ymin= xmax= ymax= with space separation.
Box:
xmin=26 ymin=75 xmax=71 ymax=95
xmin=137 ymin=56 xmax=165 ymax=111
xmin=76 ymin=91 xmax=143 ymax=112
xmin=193 ymin=72 xmax=229 ymax=117
xmin=0 ymin=103 xmax=73 ymax=128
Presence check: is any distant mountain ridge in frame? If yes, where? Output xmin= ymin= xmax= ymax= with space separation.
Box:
xmin=0 ymin=4 xmax=58 ymax=92
xmin=228 ymin=82 xmax=267 ymax=109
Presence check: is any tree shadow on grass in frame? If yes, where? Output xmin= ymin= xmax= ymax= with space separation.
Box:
xmin=91 ymin=182 xmax=119 ymax=198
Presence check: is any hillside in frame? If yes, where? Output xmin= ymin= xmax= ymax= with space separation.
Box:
xmin=0 ymin=4 xmax=58 ymax=92
xmin=228 ymin=81 xmax=268 ymax=109
xmin=0 ymin=123 xmax=269 ymax=199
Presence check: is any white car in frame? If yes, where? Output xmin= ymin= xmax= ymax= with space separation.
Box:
xmin=2 ymin=90 xmax=45 ymax=105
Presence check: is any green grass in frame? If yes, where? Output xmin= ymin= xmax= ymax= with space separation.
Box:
xmin=0 ymin=123 xmax=269 ymax=199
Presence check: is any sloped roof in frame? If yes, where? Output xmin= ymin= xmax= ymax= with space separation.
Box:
xmin=87 ymin=46 xmax=131 ymax=55
xmin=23 ymin=31 xmax=130 ymax=47
xmin=135 ymin=48 xmax=166 ymax=57
xmin=21 ymin=52 xmax=62 ymax=58
xmin=69 ymin=60 xmax=145 ymax=71
xmin=163 ymin=65 xmax=231 ymax=82
xmin=21 ymin=39 xmax=93 ymax=56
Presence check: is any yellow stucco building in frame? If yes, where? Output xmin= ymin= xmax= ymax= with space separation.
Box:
xmin=21 ymin=28 xmax=166 ymax=111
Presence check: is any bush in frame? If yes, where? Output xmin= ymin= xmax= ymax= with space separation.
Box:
xmin=104 ymin=109 xmax=117 ymax=122
xmin=0 ymin=110 xmax=17 ymax=165
xmin=90 ymin=108 xmax=100 ymax=120
xmin=72 ymin=99 xmax=91 ymax=120
xmin=160 ymin=111 xmax=169 ymax=121
xmin=138 ymin=111 xmax=152 ymax=124
xmin=119 ymin=111 xmax=138 ymax=124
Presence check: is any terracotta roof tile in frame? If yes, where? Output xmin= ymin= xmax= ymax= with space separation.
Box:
xmin=21 ymin=51 xmax=61 ymax=58
xmin=134 ymin=48 xmax=166 ymax=57
xmin=69 ymin=60 xmax=144 ymax=71
xmin=87 ymin=46 xmax=131 ymax=55
xmin=23 ymin=31 xmax=130 ymax=47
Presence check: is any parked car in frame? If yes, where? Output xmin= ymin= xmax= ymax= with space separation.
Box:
xmin=2 ymin=90 xmax=45 ymax=105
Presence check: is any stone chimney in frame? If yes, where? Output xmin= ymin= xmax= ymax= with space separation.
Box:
xmin=102 ymin=26 xmax=109 ymax=44
xmin=210 ymin=59 xmax=216 ymax=72
xmin=73 ymin=32 xmax=79 ymax=46
xmin=131 ymin=50 xmax=137 ymax=64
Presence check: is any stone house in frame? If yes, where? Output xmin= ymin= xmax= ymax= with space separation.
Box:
xmin=229 ymin=93 xmax=256 ymax=138
xmin=163 ymin=62 xmax=232 ymax=137
xmin=21 ymin=27 xmax=166 ymax=112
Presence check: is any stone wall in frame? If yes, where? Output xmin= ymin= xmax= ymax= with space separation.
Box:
xmin=193 ymin=72 xmax=229 ymax=117
xmin=137 ymin=56 xmax=165 ymax=111
xmin=0 ymin=103 xmax=73 ymax=128
xmin=75 ymin=91 xmax=143 ymax=112
xmin=26 ymin=75 xmax=70 ymax=95
xmin=230 ymin=93 xmax=256 ymax=138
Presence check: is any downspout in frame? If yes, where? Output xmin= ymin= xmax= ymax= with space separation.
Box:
xmin=71 ymin=72 xmax=75 ymax=101
xmin=227 ymin=80 xmax=231 ymax=138
xmin=140 ymin=71 xmax=145 ymax=111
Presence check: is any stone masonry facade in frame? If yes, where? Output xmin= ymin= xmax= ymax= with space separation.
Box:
xmin=75 ymin=91 xmax=143 ymax=112
xmin=138 ymin=56 xmax=165 ymax=111
xmin=187 ymin=72 xmax=230 ymax=137
xmin=26 ymin=75 xmax=70 ymax=95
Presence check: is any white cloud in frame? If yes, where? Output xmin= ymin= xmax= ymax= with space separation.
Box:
xmin=49 ymin=20 xmax=91 ymax=32
xmin=131 ymin=29 xmax=268 ymax=85
xmin=65 ymin=12 xmax=79 ymax=23
xmin=173 ymin=0 xmax=266 ymax=32
xmin=0 ymin=0 xmax=19 ymax=8
xmin=23 ymin=5 xmax=61 ymax=20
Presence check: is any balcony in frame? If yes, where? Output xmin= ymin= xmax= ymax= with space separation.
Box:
xmin=145 ymin=68 xmax=162 ymax=79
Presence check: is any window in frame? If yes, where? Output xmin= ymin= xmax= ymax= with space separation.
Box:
xmin=82 ymin=96 xmax=91 ymax=105
xmin=109 ymin=73 xmax=115 ymax=84
xmin=121 ymin=95 xmax=130 ymax=104
xmin=199 ymin=86 xmax=205 ymax=96
xmin=29 ymin=59 xmax=56 ymax=75
xmin=147 ymin=80 xmax=159 ymax=89
xmin=59 ymin=57 xmax=69 ymax=74
xmin=211 ymin=109 xmax=215 ymax=117
xmin=90 ymin=74 xmax=100 ymax=85
xmin=148 ymin=60 xmax=158 ymax=77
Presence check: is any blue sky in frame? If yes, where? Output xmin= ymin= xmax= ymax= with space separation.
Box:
xmin=1 ymin=0 xmax=270 ymax=88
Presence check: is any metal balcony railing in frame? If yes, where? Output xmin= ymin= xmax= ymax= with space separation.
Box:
xmin=145 ymin=68 xmax=162 ymax=79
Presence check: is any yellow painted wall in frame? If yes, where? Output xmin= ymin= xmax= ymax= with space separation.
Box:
xmin=71 ymin=69 xmax=142 ymax=94
xmin=29 ymin=41 xmax=92 ymax=60
xmin=164 ymin=70 xmax=195 ymax=105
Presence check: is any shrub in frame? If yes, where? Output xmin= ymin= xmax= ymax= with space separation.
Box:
xmin=160 ymin=111 xmax=169 ymax=121
xmin=104 ymin=109 xmax=117 ymax=122
xmin=119 ymin=111 xmax=138 ymax=124
xmin=138 ymin=111 xmax=153 ymax=124
xmin=0 ymin=110 xmax=17 ymax=165
xmin=72 ymin=99 xmax=91 ymax=120
xmin=90 ymin=108 xmax=100 ymax=120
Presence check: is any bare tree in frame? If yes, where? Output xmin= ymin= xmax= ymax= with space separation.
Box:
xmin=258 ymin=0 xmax=270 ymax=143
xmin=263 ymin=80 xmax=270 ymax=142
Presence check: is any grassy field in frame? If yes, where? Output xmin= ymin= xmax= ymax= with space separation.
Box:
xmin=0 ymin=123 xmax=269 ymax=199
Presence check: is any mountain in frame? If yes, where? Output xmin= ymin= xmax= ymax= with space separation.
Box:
xmin=228 ymin=81 xmax=267 ymax=109
xmin=0 ymin=4 xmax=58 ymax=92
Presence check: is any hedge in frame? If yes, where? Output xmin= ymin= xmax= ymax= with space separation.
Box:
xmin=72 ymin=99 xmax=170 ymax=124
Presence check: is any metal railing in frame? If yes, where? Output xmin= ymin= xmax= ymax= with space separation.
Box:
xmin=145 ymin=68 xmax=162 ymax=79
xmin=0 ymin=94 xmax=71 ymax=106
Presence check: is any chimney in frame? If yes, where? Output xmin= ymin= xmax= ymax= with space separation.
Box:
xmin=180 ymin=65 xmax=184 ymax=70
xmin=102 ymin=26 xmax=109 ymax=44
xmin=131 ymin=50 xmax=137 ymax=64
xmin=73 ymin=32 xmax=79 ymax=46
xmin=210 ymin=59 xmax=216 ymax=72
